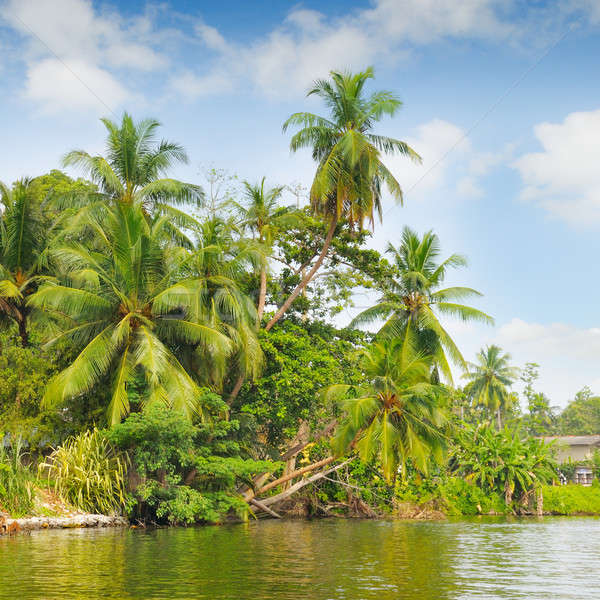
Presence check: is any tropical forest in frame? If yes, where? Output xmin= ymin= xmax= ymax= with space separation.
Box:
xmin=1 ymin=67 xmax=598 ymax=535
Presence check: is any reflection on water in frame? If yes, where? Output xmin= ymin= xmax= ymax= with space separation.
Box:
xmin=1 ymin=517 xmax=598 ymax=599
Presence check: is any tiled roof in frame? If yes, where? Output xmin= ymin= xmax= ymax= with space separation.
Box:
xmin=541 ymin=435 xmax=600 ymax=446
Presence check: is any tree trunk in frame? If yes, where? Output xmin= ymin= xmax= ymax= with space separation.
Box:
xmin=17 ymin=315 xmax=28 ymax=348
xmin=256 ymin=459 xmax=352 ymax=508
xmin=496 ymin=408 xmax=502 ymax=430
xmin=536 ymin=487 xmax=543 ymax=516
xmin=265 ymin=215 xmax=338 ymax=331
xmin=245 ymin=455 xmax=337 ymax=501
xmin=239 ymin=419 xmax=337 ymax=498
xmin=227 ymin=374 xmax=245 ymax=406
xmin=250 ymin=498 xmax=282 ymax=519
xmin=257 ymin=266 xmax=267 ymax=323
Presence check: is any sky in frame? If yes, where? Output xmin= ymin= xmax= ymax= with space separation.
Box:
xmin=1 ymin=0 xmax=600 ymax=408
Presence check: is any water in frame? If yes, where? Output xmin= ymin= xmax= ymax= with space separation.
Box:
xmin=1 ymin=518 xmax=599 ymax=599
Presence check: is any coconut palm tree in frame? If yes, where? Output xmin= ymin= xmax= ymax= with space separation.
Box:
xmin=28 ymin=201 xmax=234 ymax=425
xmin=234 ymin=177 xmax=299 ymax=322
xmin=324 ymin=333 xmax=447 ymax=482
xmin=266 ymin=67 xmax=420 ymax=330
xmin=350 ymin=227 xmax=493 ymax=383
xmin=62 ymin=113 xmax=203 ymax=242
xmin=188 ymin=216 xmax=263 ymax=392
xmin=463 ymin=345 xmax=520 ymax=429
xmin=0 ymin=179 xmax=54 ymax=346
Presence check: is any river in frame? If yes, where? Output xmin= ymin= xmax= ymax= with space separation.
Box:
xmin=1 ymin=517 xmax=598 ymax=599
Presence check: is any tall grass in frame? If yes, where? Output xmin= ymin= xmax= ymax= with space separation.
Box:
xmin=543 ymin=483 xmax=600 ymax=515
xmin=0 ymin=436 xmax=35 ymax=517
xmin=39 ymin=428 xmax=127 ymax=515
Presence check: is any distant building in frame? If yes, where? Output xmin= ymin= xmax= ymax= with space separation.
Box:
xmin=542 ymin=435 xmax=600 ymax=486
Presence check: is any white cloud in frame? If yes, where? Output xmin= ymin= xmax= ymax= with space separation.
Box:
xmin=362 ymin=0 xmax=513 ymax=43
xmin=381 ymin=118 xmax=506 ymax=204
xmin=1 ymin=0 xmax=167 ymax=113
xmin=170 ymin=70 xmax=234 ymax=100
xmin=24 ymin=58 xmax=128 ymax=113
xmin=446 ymin=317 xmax=600 ymax=408
xmin=179 ymin=0 xmax=516 ymax=100
xmin=513 ymin=108 xmax=600 ymax=225
xmin=386 ymin=119 xmax=471 ymax=199
xmin=175 ymin=0 xmax=600 ymax=101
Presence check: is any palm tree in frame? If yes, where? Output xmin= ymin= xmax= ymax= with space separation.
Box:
xmin=266 ymin=67 xmax=420 ymax=330
xmin=29 ymin=201 xmax=234 ymax=425
xmin=235 ymin=177 xmax=298 ymax=322
xmin=463 ymin=345 xmax=520 ymax=429
xmin=0 ymin=179 xmax=53 ymax=346
xmin=351 ymin=227 xmax=493 ymax=383
xmin=62 ymin=113 xmax=203 ymax=240
xmin=324 ymin=334 xmax=447 ymax=482
xmin=189 ymin=216 xmax=263 ymax=393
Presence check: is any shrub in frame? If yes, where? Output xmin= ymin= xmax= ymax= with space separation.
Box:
xmin=39 ymin=428 xmax=127 ymax=515
xmin=542 ymin=483 xmax=600 ymax=515
xmin=107 ymin=404 xmax=277 ymax=525
xmin=0 ymin=437 xmax=34 ymax=516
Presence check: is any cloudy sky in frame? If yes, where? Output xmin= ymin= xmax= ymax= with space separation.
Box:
xmin=1 ymin=0 xmax=600 ymax=407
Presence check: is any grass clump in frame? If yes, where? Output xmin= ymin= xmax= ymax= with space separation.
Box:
xmin=39 ymin=428 xmax=127 ymax=515
xmin=0 ymin=437 xmax=35 ymax=517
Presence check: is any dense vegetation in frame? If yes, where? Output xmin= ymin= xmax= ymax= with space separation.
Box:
xmin=1 ymin=68 xmax=598 ymax=524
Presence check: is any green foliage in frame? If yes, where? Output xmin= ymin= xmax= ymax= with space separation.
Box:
xmin=396 ymin=475 xmax=507 ymax=516
xmin=0 ymin=437 xmax=35 ymax=517
xmin=558 ymin=386 xmax=600 ymax=435
xmin=235 ymin=319 xmax=364 ymax=449
xmin=30 ymin=201 xmax=250 ymax=425
xmin=328 ymin=333 xmax=448 ymax=482
xmin=542 ymin=483 xmax=600 ymax=515
xmin=108 ymin=405 xmax=276 ymax=525
xmin=0 ymin=334 xmax=105 ymax=450
xmin=463 ymin=345 xmax=519 ymax=429
xmin=284 ymin=67 xmax=418 ymax=228
xmin=351 ymin=227 xmax=493 ymax=384
xmin=450 ymin=423 xmax=557 ymax=506
xmin=39 ymin=428 xmax=127 ymax=515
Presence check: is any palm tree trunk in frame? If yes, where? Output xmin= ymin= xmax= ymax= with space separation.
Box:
xmin=257 ymin=266 xmax=267 ymax=323
xmin=17 ymin=315 xmax=28 ymax=348
xmin=227 ymin=374 xmax=245 ymax=406
xmin=496 ymin=407 xmax=502 ymax=430
xmin=265 ymin=215 xmax=338 ymax=331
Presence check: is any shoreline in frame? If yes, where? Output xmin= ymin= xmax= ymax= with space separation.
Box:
xmin=1 ymin=514 xmax=128 ymax=535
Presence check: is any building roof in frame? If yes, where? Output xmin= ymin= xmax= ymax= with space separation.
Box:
xmin=541 ymin=435 xmax=600 ymax=446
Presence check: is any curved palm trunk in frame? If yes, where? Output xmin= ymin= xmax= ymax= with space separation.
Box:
xmin=265 ymin=215 xmax=338 ymax=331
xmin=227 ymin=373 xmax=245 ymax=406
xmin=257 ymin=266 xmax=267 ymax=322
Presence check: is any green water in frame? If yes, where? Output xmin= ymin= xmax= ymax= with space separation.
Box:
xmin=1 ymin=518 xmax=598 ymax=599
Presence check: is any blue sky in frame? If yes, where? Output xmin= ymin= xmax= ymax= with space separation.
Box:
xmin=1 ymin=0 xmax=600 ymax=407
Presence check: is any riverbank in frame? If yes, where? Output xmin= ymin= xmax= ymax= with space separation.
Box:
xmin=1 ymin=513 xmax=127 ymax=534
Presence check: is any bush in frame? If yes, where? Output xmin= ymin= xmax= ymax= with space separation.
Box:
xmin=0 ymin=437 xmax=35 ymax=516
xmin=39 ymin=428 xmax=127 ymax=515
xmin=542 ymin=483 xmax=600 ymax=515
xmin=107 ymin=404 xmax=277 ymax=525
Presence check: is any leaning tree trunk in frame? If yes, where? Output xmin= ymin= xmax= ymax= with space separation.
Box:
xmin=255 ymin=459 xmax=352 ymax=509
xmin=243 ymin=456 xmax=337 ymax=502
xmin=265 ymin=215 xmax=338 ymax=331
xmin=257 ymin=266 xmax=267 ymax=322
